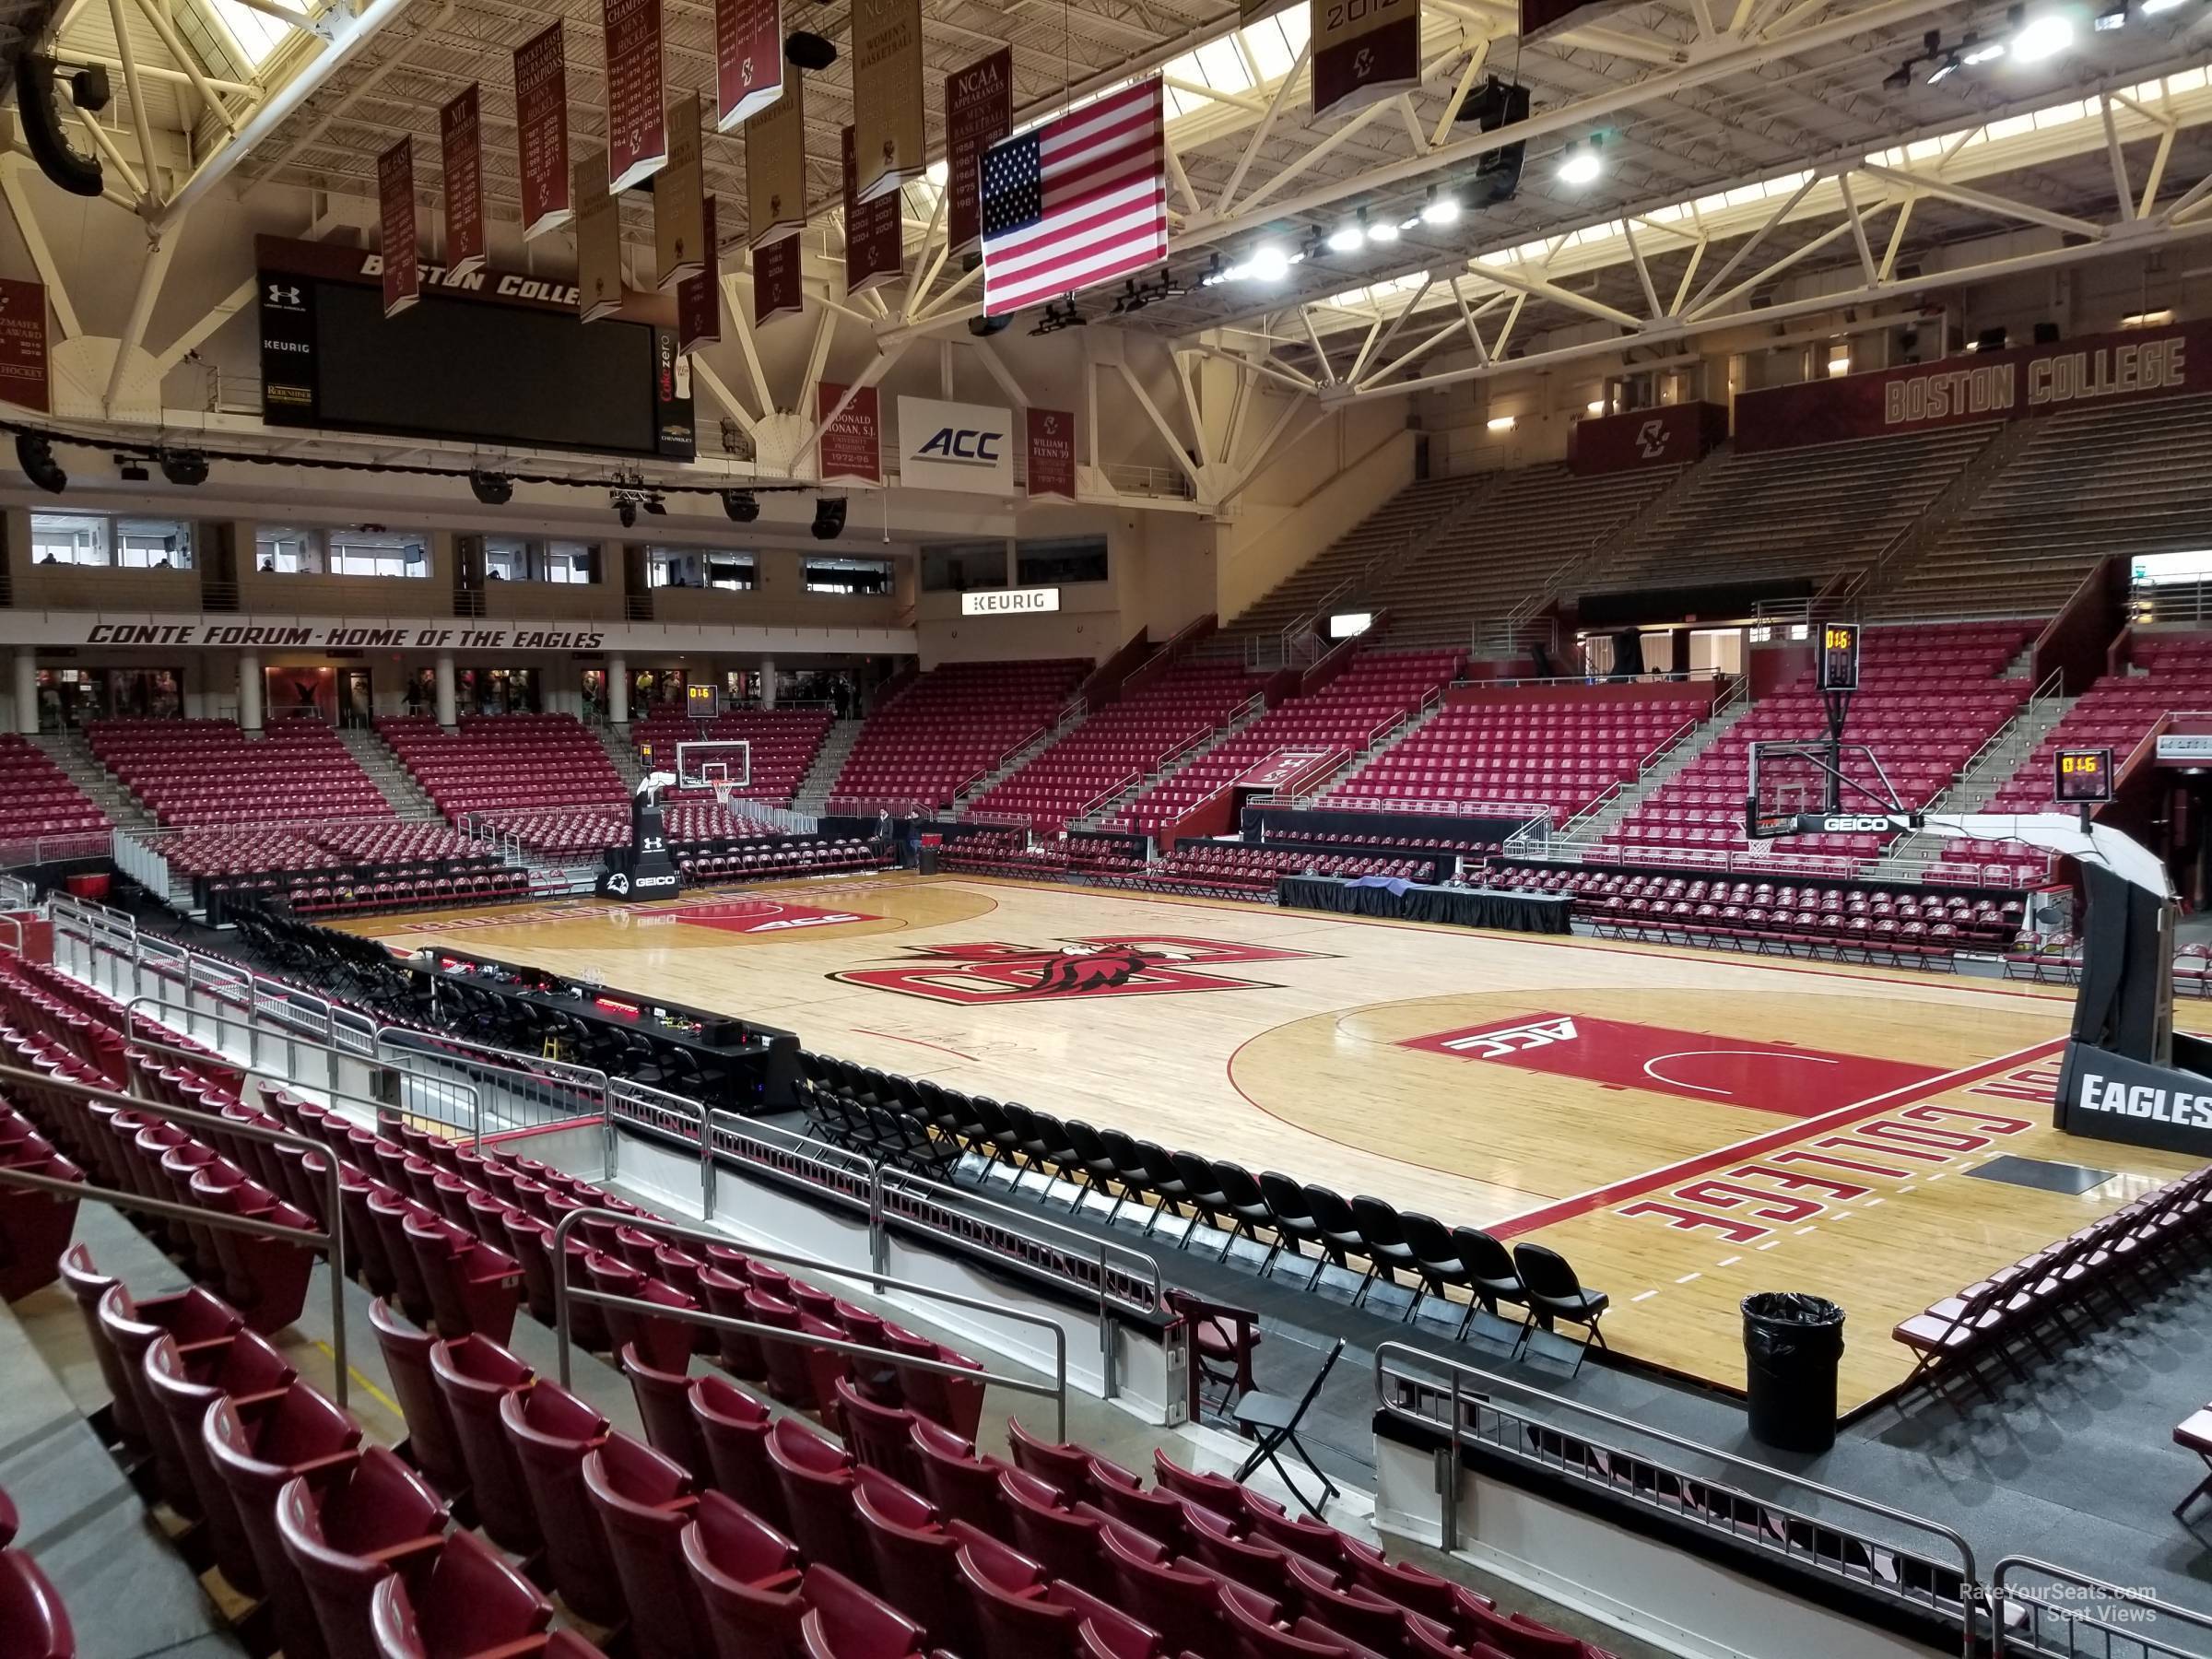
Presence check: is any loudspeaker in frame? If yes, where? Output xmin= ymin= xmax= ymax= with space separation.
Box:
xmin=14 ymin=54 xmax=102 ymax=196
xmin=2032 ymin=320 xmax=2061 ymax=345
xmin=1461 ymin=78 xmax=1529 ymax=206
xmin=1975 ymin=325 xmax=2009 ymax=353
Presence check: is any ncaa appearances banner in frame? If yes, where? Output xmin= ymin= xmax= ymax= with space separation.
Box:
xmin=2053 ymin=1038 xmax=2212 ymax=1156
xmin=945 ymin=50 xmax=1011 ymax=256
xmin=900 ymin=396 xmax=1014 ymax=496
xmin=677 ymin=197 xmax=721 ymax=354
xmin=603 ymin=0 xmax=667 ymax=193
xmin=377 ymin=139 xmax=418 ymax=318
xmin=818 ymin=383 xmax=884 ymax=483
xmin=1312 ymin=0 xmax=1419 ymax=120
xmin=656 ymin=91 xmax=707 ymax=289
xmin=842 ymin=127 xmax=902 ymax=295
xmin=1736 ymin=319 xmax=2211 ymax=453
xmin=1567 ymin=402 xmax=1727 ymax=477
xmin=440 ymin=87 xmax=486 ymax=278
xmin=747 ymin=74 xmax=807 ymax=246
xmin=753 ymin=237 xmax=802 ymax=324
xmin=0 ymin=279 xmax=50 ymax=413
xmin=574 ymin=150 xmax=625 ymax=322
xmin=1025 ymin=406 xmax=1076 ymax=501
xmin=514 ymin=23 xmax=571 ymax=239
xmin=852 ymin=0 xmax=924 ymax=205
xmin=715 ymin=0 xmax=781 ymax=131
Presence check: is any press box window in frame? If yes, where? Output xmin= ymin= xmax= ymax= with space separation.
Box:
xmin=806 ymin=558 xmax=892 ymax=595
xmin=922 ymin=541 xmax=1009 ymax=593
xmin=487 ymin=537 xmax=600 ymax=583
xmin=1016 ymin=535 xmax=1108 ymax=586
xmin=650 ymin=547 xmax=756 ymax=590
xmin=257 ymin=526 xmax=429 ymax=577
xmin=31 ymin=512 xmax=194 ymax=570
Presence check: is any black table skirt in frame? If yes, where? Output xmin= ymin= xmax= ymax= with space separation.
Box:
xmin=1277 ymin=876 xmax=1573 ymax=934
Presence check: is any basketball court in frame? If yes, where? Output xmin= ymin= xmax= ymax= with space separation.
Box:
xmin=340 ymin=872 xmax=2207 ymax=1411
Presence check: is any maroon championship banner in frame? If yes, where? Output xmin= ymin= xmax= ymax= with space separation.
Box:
xmin=714 ymin=0 xmax=781 ymax=131
xmin=1521 ymin=0 xmax=1632 ymax=40
xmin=851 ymin=0 xmax=924 ymax=204
xmin=604 ymin=0 xmax=667 ymax=192
xmin=377 ymin=138 xmax=418 ymax=318
xmin=0 ymin=279 xmax=49 ymax=413
xmin=677 ymin=197 xmax=721 ymax=355
xmin=945 ymin=49 xmax=1010 ymax=256
xmin=440 ymin=86 xmax=485 ymax=277
xmin=514 ymin=23 xmax=571 ymax=239
xmin=841 ymin=126 xmax=901 ymax=295
xmin=1735 ymin=320 xmax=2210 ymax=452
xmin=1025 ymin=406 xmax=1076 ymax=500
xmin=753 ymin=235 xmax=802 ymax=324
xmin=1312 ymin=0 xmax=1419 ymax=119
xmin=818 ymin=382 xmax=883 ymax=483
xmin=1568 ymin=401 xmax=1728 ymax=476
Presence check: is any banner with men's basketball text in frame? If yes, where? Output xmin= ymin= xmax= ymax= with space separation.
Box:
xmin=852 ymin=0 xmax=924 ymax=204
xmin=714 ymin=0 xmax=782 ymax=131
xmin=1312 ymin=0 xmax=1420 ymax=120
xmin=439 ymin=86 xmax=485 ymax=276
xmin=818 ymin=382 xmax=883 ymax=483
xmin=514 ymin=23 xmax=571 ymax=238
xmin=1025 ymin=406 xmax=1077 ymax=500
xmin=656 ymin=91 xmax=706 ymax=289
xmin=1567 ymin=402 xmax=1727 ymax=476
xmin=677 ymin=197 xmax=721 ymax=354
xmin=0 ymin=279 xmax=50 ymax=413
xmin=603 ymin=0 xmax=666 ymax=192
xmin=945 ymin=49 xmax=1011 ymax=256
xmin=573 ymin=151 xmax=625 ymax=322
xmin=747 ymin=74 xmax=807 ymax=245
xmin=377 ymin=139 xmax=418 ymax=318
xmin=842 ymin=126 xmax=902 ymax=294
xmin=1735 ymin=319 xmax=2211 ymax=452
xmin=753 ymin=235 xmax=802 ymax=324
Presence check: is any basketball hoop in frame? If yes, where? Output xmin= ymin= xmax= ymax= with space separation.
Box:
xmin=709 ymin=774 xmax=735 ymax=812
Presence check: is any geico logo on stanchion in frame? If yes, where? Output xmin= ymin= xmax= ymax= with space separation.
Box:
xmin=2077 ymin=1074 xmax=2212 ymax=1128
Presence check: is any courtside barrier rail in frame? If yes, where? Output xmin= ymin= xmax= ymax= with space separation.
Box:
xmin=1989 ymin=1558 xmax=2212 ymax=1659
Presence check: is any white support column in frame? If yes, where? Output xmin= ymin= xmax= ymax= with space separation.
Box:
xmin=238 ymin=651 xmax=264 ymax=734
xmin=12 ymin=652 xmax=36 ymax=736
xmin=608 ymin=654 xmax=629 ymax=726
xmin=760 ymin=658 xmax=777 ymax=710
xmin=433 ymin=652 xmax=457 ymax=730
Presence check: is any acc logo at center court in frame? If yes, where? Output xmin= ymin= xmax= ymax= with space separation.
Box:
xmin=830 ymin=935 xmax=1326 ymax=1005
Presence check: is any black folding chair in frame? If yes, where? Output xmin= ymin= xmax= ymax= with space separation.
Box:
xmin=1232 ymin=1338 xmax=1346 ymax=1518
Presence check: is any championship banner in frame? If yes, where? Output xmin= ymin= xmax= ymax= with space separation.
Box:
xmin=439 ymin=86 xmax=486 ymax=277
xmin=841 ymin=126 xmax=901 ymax=295
xmin=899 ymin=395 xmax=1013 ymax=495
xmin=603 ymin=0 xmax=667 ymax=193
xmin=818 ymin=382 xmax=883 ymax=483
xmin=1735 ymin=319 xmax=2209 ymax=453
xmin=574 ymin=150 xmax=625 ymax=322
xmin=0 ymin=279 xmax=50 ymax=413
xmin=655 ymin=91 xmax=706 ymax=289
xmin=514 ymin=22 xmax=571 ymax=239
xmin=714 ymin=0 xmax=781 ymax=131
xmin=944 ymin=49 xmax=1010 ymax=256
xmin=1567 ymin=402 xmax=1728 ymax=476
xmin=677 ymin=197 xmax=721 ymax=355
xmin=1312 ymin=0 xmax=1419 ymax=120
xmin=377 ymin=138 xmax=418 ymax=318
xmin=1520 ymin=0 xmax=1633 ymax=38
xmin=753 ymin=235 xmax=802 ymax=324
xmin=1025 ymin=406 xmax=1076 ymax=500
xmin=747 ymin=74 xmax=806 ymax=246
xmin=851 ymin=0 xmax=924 ymax=205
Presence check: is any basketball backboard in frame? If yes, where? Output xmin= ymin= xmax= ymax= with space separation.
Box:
xmin=1746 ymin=739 xmax=1916 ymax=841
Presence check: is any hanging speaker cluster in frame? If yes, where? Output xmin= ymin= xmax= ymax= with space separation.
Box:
xmin=1458 ymin=78 xmax=1531 ymax=207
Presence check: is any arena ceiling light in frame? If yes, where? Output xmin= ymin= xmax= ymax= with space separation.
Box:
xmin=468 ymin=471 xmax=512 ymax=506
xmin=1326 ymin=214 xmax=1368 ymax=253
xmin=1242 ymin=243 xmax=1292 ymax=283
xmin=1420 ymin=189 xmax=1462 ymax=227
xmin=812 ymin=497 xmax=847 ymax=541
xmin=1557 ymin=138 xmax=1604 ymax=187
xmin=2010 ymin=7 xmax=2075 ymax=59
xmin=15 ymin=432 xmax=65 ymax=493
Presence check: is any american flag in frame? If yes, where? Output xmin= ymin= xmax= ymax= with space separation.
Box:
xmin=980 ymin=79 xmax=1167 ymax=318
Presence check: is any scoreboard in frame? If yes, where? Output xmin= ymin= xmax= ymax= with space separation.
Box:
xmin=2053 ymin=747 xmax=2114 ymax=805
xmin=1818 ymin=622 xmax=1860 ymax=692
xmin=686 ymin=683 xmax=722 ymax=719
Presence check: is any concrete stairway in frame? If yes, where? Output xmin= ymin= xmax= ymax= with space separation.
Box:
xmin=336 ymin=726 xmax=441 ymax=818
xmin=34 ymin=732 xmax=154 ymax=830
xmin=1557 ymin=688 xmax=1758 ymax=849
xmin=1074 ymin=698 xmax=1274 ymax=831
xmin=951 ymin=704 xmax=1088 ymax=817
xmin=1868 ymin=683 xmax=2077 ymax=879
xmin=598 ymin=724 xmax=646 ymax=787
xmin=1289 ymin=696 xmax=1453 ymax=806
xmin=794 ymin=719 xmax=863 ymax=812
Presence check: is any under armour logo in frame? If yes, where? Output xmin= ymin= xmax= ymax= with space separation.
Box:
xmin=1636 ymin=418 xmax=1670 ymax=459
xmin=266 ymin=283 xmax=301 ymax=306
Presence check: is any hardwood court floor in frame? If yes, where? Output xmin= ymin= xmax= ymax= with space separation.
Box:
xmin=344 ymin=875 xmax=2211 ymax=1409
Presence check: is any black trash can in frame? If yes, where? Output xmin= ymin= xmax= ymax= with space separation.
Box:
xmin=1742 ymin=1292 xmax=1845 ymax=1453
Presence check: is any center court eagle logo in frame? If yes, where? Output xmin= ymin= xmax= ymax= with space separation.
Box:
xmin=830 ymin=935 xmax=1325 ymax=1006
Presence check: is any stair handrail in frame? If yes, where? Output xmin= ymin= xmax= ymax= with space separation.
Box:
xmin=1858 ymin=417 xmax=2026 ymax=599
xmin=1926 ymin=668 xmax=2065 ymax=815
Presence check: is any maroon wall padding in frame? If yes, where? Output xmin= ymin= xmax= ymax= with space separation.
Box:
xmin=1567 ymin=402 xmax=1727 ymax=476
xmin=2033 ymin=554 xmax=2129 ymax=697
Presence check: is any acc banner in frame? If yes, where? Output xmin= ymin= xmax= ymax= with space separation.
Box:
xmin=852 ymin=0 xmax=924 ymax=205
xmin=573 ymin=151 xmax=625 ymax=322
xmin=1312 ymin=0 xmax=1420 ymax=120
xmin=753 ymin=236 xmax=802 ymax=324
xmin=0 ymin=279 xmax=50 ymax=413
xmin=656 ymin=91 xmax=706 ymax=289
xmin=439 ymin=87 xmax=486 ymax=277
xmin=1025 ymin=406 xmax=1077 ymax=501
xmin=842 ymin=127 xmax=901 ymax=295
xmin=818 ymin=383 xmax=884 ymax=484
xmin=377 ymin=139 xmax=418 ymax=318
xmin=514 ymin=23 xmax=571 ymax=239
xmin=747 ymin=74 xmax=807 ymax=246
xmin=677 ymin=197 xmax=721 ymax=354
xmin=899 ymin=396 xmax=1014 ymax=495
xmin=604 ymin=0 xmax=666 ymax=192
xmin=945 ymin=50 xmax=1011 ymax=256
xmin=714 ymin=0 xmax=782 ymax=131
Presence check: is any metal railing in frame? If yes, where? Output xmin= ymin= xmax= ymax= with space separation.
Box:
xmin=0 ymin=830 xmax=112 ymax=869
xmin=1989 ymin=1558 xmax=2212 ymax=1659
xmin=1374 ymin=1341 xmax=1979 ymax=1657
xmin=549 ymin=1205 xmax=1070 ymax=1437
